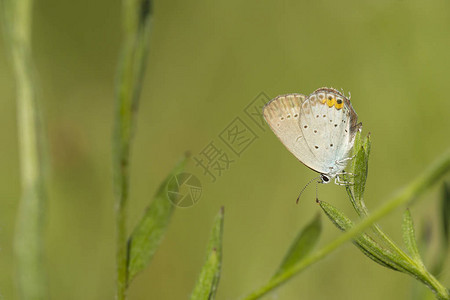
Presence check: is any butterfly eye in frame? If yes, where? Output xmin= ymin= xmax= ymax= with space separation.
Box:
xmin=321 ymin=174 xmax=331 ymax=184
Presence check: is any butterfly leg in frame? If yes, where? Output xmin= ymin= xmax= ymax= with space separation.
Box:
xmin=334 ymin=177 xmax=348 ymax=186
xmin=337 ymin=171 xmax=356 ymax=177
xmin=335 ymin=172 xmax=355 ymax=186
xmin=335 ymin=155 xmax=356 ymax=166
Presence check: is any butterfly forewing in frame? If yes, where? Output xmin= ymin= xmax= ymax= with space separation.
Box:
xmin=263 ymin=94 xmax=321 ymax=172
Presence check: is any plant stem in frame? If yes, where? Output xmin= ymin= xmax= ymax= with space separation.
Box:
xmin=369 ymin=222 xmax=448 ymax=298
xmin=2 ymin=0 xmax=48 ymax=298
xmin=244 ymin=149 xmax=450 ymax=300
xmin=113 ymin=0 xmax=152 ymax=299
xmin=415 ymin=266 xmax=449 ymax=300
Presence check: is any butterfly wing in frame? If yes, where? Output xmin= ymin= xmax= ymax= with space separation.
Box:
xmin=341 ymin=95 xmax=362 ymax=159
xmin=263 ymin=89 xmax=362 ymax=176
xmin=263 ymin=94 xmax=324 ymax=173
xmin=299 ymin=88 xmax=361 ymax=175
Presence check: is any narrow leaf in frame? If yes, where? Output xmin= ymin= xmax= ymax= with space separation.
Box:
xmin=350 ymin=130 xmax=362 ymax=174
xmin=355 ymin=239 xmax=399 ymax=271
xmin=426 ymin=183 xmax=450 ymax=277
xmin=346 ymin=185 xmax=364 ymax=217
xmin=127 ymin=156 xmax=188 ymax=282
xmin=3 ymin=0 xmax=49 ymax=298
xmin=113 ymin=1 xmax=153 ymax=297
xmin=363 ymin=132 xmax=371 ymax=157
xmin=346 ymin=133 xmax=371 ymax=218
xmin=274 ymin=214 xmax=321 ymax=276
xmin=441 ymin=182 xmax=450 ymax=248
xmin=353 ymin=145 xmax=366 ymax=200
xmin=319 ymin=200 xmax=403 ymax=272
xmin=190 ymin=207 xmax=224 ymax=300
xmin=318 ymin=200 xmax=353 ymax=231
xmin=353 ymin=134 xmax=370 ymax=202
xmin=402 ymin=209 xmax=422 ymax=264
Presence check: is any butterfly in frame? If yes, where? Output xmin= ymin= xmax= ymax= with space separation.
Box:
xmin=263 ymin=87 xmax=362 ymax=189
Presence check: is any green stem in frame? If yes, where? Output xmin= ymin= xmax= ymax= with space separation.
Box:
xmin=374 ymin=227 xmax=448 ymax=299
xmin=378 ymin=231 xmax=448 ymax=299
xmin=2 ymin=0 xmax=48 ymax=298
xmin=415 ymin=266 xmax=449 ymax=300
xmin=113 ymin=1 xmax=152 ymax=299
xmin=244 ymin=149 xmax=450 ymax=300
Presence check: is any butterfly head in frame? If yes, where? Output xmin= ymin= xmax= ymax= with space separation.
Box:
xmin=320 ymin=174 xmax=331 ymax=184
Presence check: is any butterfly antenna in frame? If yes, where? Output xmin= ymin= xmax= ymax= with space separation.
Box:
xmin=315 ymin=179 xmax=320 ymax=202
xmin=296 ymin=176 xmax=321 ymax=204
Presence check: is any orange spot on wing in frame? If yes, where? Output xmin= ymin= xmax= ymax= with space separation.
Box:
xmin=335 ymin=99 xmax=344 ymax=109
xmin=327 ymin=97 xmax=335 ymax=107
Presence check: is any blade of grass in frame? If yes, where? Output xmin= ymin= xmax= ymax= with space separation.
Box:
xmin=428 ymin=182 xmax=450 ymax=277
xmin=190 ymin=207 xmax=224 ymax=300
xmin=441 ymin=182 xmax=450 ymax=249
xmin=402 ymin=209 xmax=422 ymax=265
xmin=2 ymin=0 xmax=48 ymax=298
xmin=274 ymin=214 xmax=321 ymax=277
xmin=243 ymin=148 xmax=450 ymax=300
xmin=127 ymin=156 xmax=188 ymax=283
xmin=113 ymin=0 xmax=153 ymax=298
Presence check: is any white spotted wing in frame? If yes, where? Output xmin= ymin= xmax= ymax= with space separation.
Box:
xmin=263 ymin=88 xmax=361 ymax=176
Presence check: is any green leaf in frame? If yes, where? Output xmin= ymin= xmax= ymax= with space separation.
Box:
xmin=353 ymin=133 xmax=370 ymax=202
xmin=113 ymin=1 xmax=154 ymax=297
xmin=363 ymin=132 xmax=371 ymax=157
xmin=4 ymin=0 xmax=49 ymax=298
xmin=318 ymin=200 xmax=353 ymax=231
xmin=274 ymin=214 xmax=321 ymax=277
xmin=346 ymin=185 xmax=363 ymax=217
xmin=351 ymin=130 xmax=363 ymax=169
xmin=190 ymin=207 xmax=224 ymax=300
xmin=402 ymin=209 xmax=422 ymax=264
xmin=127 ymin=156 xmax=188 ymax=282
xmin=427 ymin=182 xmax=450 ymax=277
xmin=319 ymin=200 xmax=404 ymax=272
xmin=441 ymin=182 xmax=450 ymax=248
xmin=346 ymin=133 xmax=371 ymax=217
xmin=355 ymin=239 xmax=399 ymax=271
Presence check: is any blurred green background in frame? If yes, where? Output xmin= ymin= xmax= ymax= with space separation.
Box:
xmin=1 ymin=0 xmax=450 ymax=299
